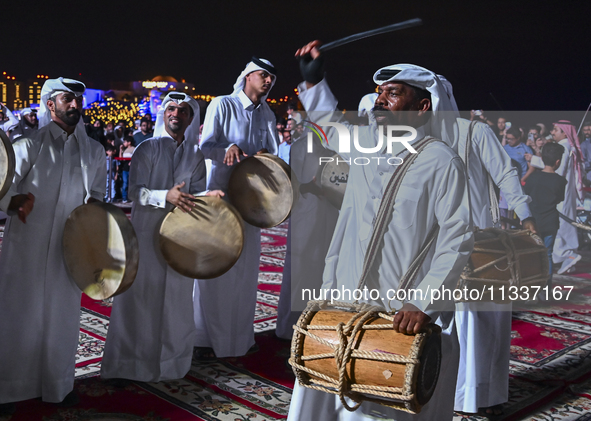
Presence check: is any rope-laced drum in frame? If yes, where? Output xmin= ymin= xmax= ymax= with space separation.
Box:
xmin=63 ymin=202 xmax=139 ymax=300
xmin=159 ymin=196 xmax=244 ymax=279
xmin=228 ymin=153 xmax=297 ymax=228
xmin=290 ymin=300 xmax=442 ymax=414
xmin=289 ymin=137 xmax=445 ymax=413
xmin=457 ymin=228 xmax=549 ymax=302
xmin=316 ymin=154 xmax=349 ymax=209
xmin=0 ymin=130 xmax=15 ymax=202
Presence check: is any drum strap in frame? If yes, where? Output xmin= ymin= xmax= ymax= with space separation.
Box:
xmin=465 ymin=120 xmax=500 ymax=226
xmin=356 ymin=136 xmax=442 ymax=300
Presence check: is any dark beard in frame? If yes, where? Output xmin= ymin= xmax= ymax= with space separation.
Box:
xmin=166 ymin=121 xmax=182 ymax=133
xmin=25 ymin=119 xmax=38 ymax=128
xmin=55 ymin=108 xmax=81 ymax=126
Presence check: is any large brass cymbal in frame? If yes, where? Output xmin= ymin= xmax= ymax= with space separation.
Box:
xmin=159 ymin=196 xmax=244 ymax=279
xmin=63 ymin=202 xmax=139 ymax=300
xmin=0 ymin=130 xmax=15 ymax=202
xmin=228 ymin=153 xmax=297 ymax=228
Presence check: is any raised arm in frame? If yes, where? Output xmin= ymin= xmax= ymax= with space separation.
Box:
xmin=296 ymin=40 xmax=359 ymax=161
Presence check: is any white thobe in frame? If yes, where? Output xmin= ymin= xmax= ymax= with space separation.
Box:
xmin=0 ymin=105 xmax=18 ymax=133
xmin=275 ymin=136 xmax=339 ymax=339
xmin=0 ymin=122 xmax=106 ymax=403
xmin=9 ymin=120 xmax=39 ymax=142
xmin=101 ymin=136 xmax=206 ymax=382
xmin=287 ymin=79 xmax=474 ymax=421
xmin=194 ymin=90 xmax=278 ymax=357
xmin=451 ymin=119 xmax=532 ymax=413
xmin=553 ymin=137 xmax=579 ymax=263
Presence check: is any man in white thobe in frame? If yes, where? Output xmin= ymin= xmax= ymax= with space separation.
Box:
xmin=286 ymin=41 xmax=474 ymax=421
xmin=9 ymin=107 xmax=39 ymax=142
xmin=433 ymin=75 xmax=537 ymax=415
xmin=193 ymin=58 xmax=278 ymax=359
xmin=0 ymin=103 xmax=19 ymax=133
xmin=551 ymin=120 xmax=583 ymax=274
xmin=0 ymin=78 xmax=106 ymax=412
xmin=275 ymin=133 xmax=339 ymax=339
xmin=451 ymin=118 xmax=535 ymax=416
xmin=101 ymin=93 xmax=223 ymax=382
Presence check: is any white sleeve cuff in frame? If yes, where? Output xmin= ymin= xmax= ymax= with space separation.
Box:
xmin=138 ymin=187 xmax=168 ymax=208
xmin=513 ymin=202 xmax=533 ymax=221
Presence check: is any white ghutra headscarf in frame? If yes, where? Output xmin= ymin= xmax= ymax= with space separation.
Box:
xmin=230 ymin=57 xmax=278 ymax=155
xmin=153 ymin=92 xmax=202 ymax=181
xmin=153 ymin=91 xmax=200 ymax=144
xmin=37 ymin=77 xmax=86 ymax=129
xmin=373 ymin=64 xmax=460 ymax=148
xmin=232 ymin=57 xmax=277 ymax=100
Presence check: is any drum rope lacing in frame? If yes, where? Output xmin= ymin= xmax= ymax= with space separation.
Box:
xmin=459 ymin=230 xmax=549 ymax=291
xmin=289 ymin=300 xmax=429 ymax=413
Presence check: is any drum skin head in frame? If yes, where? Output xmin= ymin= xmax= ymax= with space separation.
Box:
xmin=317 ymin=154 xmax=349 ymax=210
xmin=0 ymin=130 xmax=15 ymax=202
xmin=228 ymin=153 xmax=296 ymax=228
xmin=63 ymin=202 xmax=139 ymax=300
xmin=159 ymin=196 xmax=244 ymax=279
xmin=415 ymin=328 xmax=441 ymax=405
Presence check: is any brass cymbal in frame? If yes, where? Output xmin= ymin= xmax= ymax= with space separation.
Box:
xmin=63 ymin=202 xmax=139 ymax=300
xmin=228 ymin=153 xmax=297 ymax=228
xmin=159 ymin=196 xmax=244 ymax=279
xmin=0 ymin=130 xmax=15 ymax=202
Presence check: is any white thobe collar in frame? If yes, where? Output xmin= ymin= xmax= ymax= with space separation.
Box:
xmin=48 ymin=120 xmax=78 ymax=142
xmin=237 ymin=90 xmax=261 ymax=111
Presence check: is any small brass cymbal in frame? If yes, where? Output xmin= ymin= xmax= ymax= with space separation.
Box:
xmin=159 ymin=196 xmax=244 ymax=279
xmin=63 ymin=202 xmax=139 ymax=300
xmin=228 ymin=153 xmax=297 ymax=228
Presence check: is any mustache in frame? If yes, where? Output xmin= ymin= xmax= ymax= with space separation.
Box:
xmin=66 ymin=109 xmax=81 ymax=116
xmin=372 ymin=105 xmax=387 ymax=113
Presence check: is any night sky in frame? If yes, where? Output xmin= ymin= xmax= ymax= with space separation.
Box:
xmin=3 ymin=1 xmax=589 ymax=112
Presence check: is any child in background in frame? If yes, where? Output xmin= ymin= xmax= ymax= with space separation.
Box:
xmin=119 ymin=136 xmax=135 ymax=203
xmin=105 ymin=145 xmax=117 ymax=202
xmin=524 ymin=142 xmax=567 ymax=290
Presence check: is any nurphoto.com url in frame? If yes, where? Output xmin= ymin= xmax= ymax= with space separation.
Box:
xmin=302 ymin=285 xmax=574 ymax=305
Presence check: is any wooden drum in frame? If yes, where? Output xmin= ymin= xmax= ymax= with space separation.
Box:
xmin=159 ymin=196 xmax=244 ymax=279
xmin=228 ymin=153 xmax=297 ymax=228
xmin=457 ymin=228 xmax=549 ymax=302
xmin=0 ymin=130 xmax=15 ymax=202
xmin=290 ymin=301 xmax=442 ymax=414
xmin=316 ymin=154 xmax=349 ymax=210
xmin=63 ymin=202 xmax=139 ymax=300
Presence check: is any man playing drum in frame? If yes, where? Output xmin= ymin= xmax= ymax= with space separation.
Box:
xmin=438 ymin=81 xmax=537 ymax=417
xmin=194 ymin=57 xmax=279 ymax=359
xmin=101 ymin=92 xmax=223 ymax=382
xmin=0 ymin=78 xmax=106 ymax=413
xmin=286 ymin=41 xmax=474 ymax=421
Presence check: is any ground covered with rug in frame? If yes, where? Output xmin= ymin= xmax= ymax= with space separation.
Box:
xmin=1 ymin=219 xmax=591 ymax=420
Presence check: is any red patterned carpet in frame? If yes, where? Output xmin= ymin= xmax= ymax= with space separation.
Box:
xmin=1 ymin=219 xmax=591 ymax=420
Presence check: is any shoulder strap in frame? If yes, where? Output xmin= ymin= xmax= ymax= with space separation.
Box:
xmin=464 ymin=120 xmax=500 ymax=226
xmin=356 ymin=136 xmax=442 ymax=295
